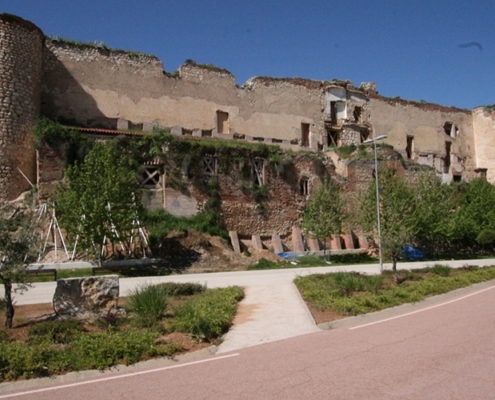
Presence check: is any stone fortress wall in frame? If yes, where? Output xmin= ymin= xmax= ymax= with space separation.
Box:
xmin=1 ymin=13 xmax=495 ymax=243
xmin=0 ymin=14 xmax=43 ymax=203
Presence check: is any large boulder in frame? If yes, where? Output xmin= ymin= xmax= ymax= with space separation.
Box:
xmin=53 ymin=276 xmax=119 ymax=318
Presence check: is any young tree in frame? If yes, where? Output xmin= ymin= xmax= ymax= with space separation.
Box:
xmin=0 ymin=206 xmax=39 ymax=328
xmin=301 ymin=178 xmax=344 ymax=258
xmin=55 ymin=142 xmax=143 ymax=267
xmin=448 ymin=179 xmax=495 ymax=243
xmin=358 ymin=166 xmax=415 ymax=275
xmin=410 ymin=173 xmax=454 ymax=256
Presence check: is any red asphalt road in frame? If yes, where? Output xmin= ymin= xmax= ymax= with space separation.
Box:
xmin=2 ymin=284 xmax=495 ymax=400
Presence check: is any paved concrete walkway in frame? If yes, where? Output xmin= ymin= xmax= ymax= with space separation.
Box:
xmin=3 ymin=258 xmax=495 ymax=352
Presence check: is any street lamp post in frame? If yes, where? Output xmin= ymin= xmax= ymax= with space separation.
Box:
xmin=363 ymin=134 xmax=388 ymax=272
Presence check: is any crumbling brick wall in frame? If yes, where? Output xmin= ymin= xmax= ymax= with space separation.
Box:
xmin=0 ymin=14 xmax=43 ymax=204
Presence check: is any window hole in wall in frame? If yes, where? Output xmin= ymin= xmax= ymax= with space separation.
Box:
xmin=443 ymin=122 xmax=459 ymax=139
xmin=141 ymin=166 xmax=162 ymax=188
xmin=201 ymin=129 xmax=212 ymax=137
xmin=353 ymin=107 xmax=362 ymax=122
xmin=252 ymin=159 xmax=265 ymax=186
xmin=301 ymin=123 xmax=310 ymax=147
xmin=299 ymin=177 xmax=309 ymax=196
xmin=182 ymin=128 xmax=193 ymax=136
xmin=217 ymin=111 xmax=229 ymax=134
xmin=406 ymin=136 xmax=414 ymax=159
xmin=360 ymin=130 xmax=370 ymax=143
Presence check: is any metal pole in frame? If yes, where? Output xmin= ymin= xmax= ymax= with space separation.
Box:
xmin=373 ymin=139 xmax=384 ymax=272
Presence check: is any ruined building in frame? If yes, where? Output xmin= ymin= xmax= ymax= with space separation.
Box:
xmin=1 ymin=13 xmax=494 ymax=246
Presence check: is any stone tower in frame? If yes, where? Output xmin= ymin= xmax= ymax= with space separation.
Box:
xmin=0 ymin=14 xmax=43 ymax=204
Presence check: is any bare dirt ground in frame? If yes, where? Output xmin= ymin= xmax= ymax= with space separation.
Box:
xmin=40 ymin=229 xmax=280 ymax=275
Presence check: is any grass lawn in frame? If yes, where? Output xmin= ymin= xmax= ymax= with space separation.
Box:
xmin=295 ymin=264 xmax=495 ymax=324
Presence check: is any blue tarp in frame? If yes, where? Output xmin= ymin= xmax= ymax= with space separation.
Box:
xmin=401 ymin=246 xmax=424 ymax=261
xmin=276 ymin=252 xmax=298 ymax=259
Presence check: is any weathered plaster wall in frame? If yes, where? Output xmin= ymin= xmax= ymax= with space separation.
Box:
xmin=41 ymin=41 xmax=324 ymax=146
xmin=37 ymin=145 xmax=64 ymax=199
xmin=369 ymin=96 xmax=476 ymax=180
xmin=473 ymin=107 xmax=495 ymax=184
xmin=0 ymin=14 xmax=43 ymax=204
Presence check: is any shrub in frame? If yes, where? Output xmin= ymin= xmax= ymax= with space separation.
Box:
xmin=332 ymin=272 xmax=366 ymax=295
xmin=247 ymin=257 xmax=279 ymax=270
xmin=159 ymin=282 xmax=206 ymax=297
xmin=295 ymin=266 xmax=495 ymax=317
xmin=127 ymin=283 xmax=169 ymax=327
xmin=171 ymin=286 xmax=244 ymax=340
xmin=28 ymin=319 xmax=84 ymax=344
xmin=0 ymin=341 xmax=62 ymax=380
xmin=430 ymin=264 xmax=452 ymax=277
xmin=69 ymin=330 xmax=166 ymax=370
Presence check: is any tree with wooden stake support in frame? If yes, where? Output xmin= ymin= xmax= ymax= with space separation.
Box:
xmin=55 ymin=142 xmax=143 ymax=267
xmin=359 ymin=164 xmax=415 ymax=281
xmin=0 ymin=206 xmax=39 ymax=328
xmin=301 ymin=178 xmax=344 ymax=261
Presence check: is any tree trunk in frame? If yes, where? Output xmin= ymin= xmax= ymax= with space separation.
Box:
xmin=4 ymin=280 xmax=14 ymax=329
xmin=392 ymin=254 xmax=398 ymax=284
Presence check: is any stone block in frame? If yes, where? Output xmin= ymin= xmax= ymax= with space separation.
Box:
xmin=271 ymin=234 xmax=284 ymax=254
xmin=117 ymin=118 xmax=129 ymax=130
xmin=53 ymin=276 xmax=119 ymax=318
xmin=292 ymin=227 xmax=304 ymax=252
xmin=229 ymin=231 xmax=241 ymax=253
xmin=330 ymin=236 xmax=342 ymax=250
xmin=170 ymin=126 xmax=182 ymax=136
xmin=358 ymin=236 xmax=369 ymax=250
xmin=251 ymin=234 xmax=263 ymax=250
xmin=342 ymin=233 xmax=355 ymax=250
xmin=307 ymin=238 xmax=320 ymax=251
xmin=143 ymin=122 xmax=155 ymax=132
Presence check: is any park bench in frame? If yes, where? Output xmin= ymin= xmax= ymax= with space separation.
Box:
xmin=91 ymin=265 xmax=130 ymax=276
xmin=27 ymin=268 xmax=57 ymax=281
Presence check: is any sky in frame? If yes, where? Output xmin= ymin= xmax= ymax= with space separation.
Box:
xmin=3 ymin=0 xmax=495 ymax=109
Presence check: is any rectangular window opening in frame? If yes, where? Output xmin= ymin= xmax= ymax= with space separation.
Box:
xmin=301 ymin=123 xmax=310 ymax=147
xmin=406 ymin=136 xmax=414 ymax=159
xmin=327 ymin=130 xmax=339 ymax=147
xmin=141 ymin=166 xmax=161 ymax=188
xmin=300 ymin=178 xmax=309 ymax=196
xmin=353 ymin=107 xmax=362 ymax=123
xmin=252 ymin=159 xmax=264 ymax=187
xmin=217 ymin=111 xmax=229 ymax=134
xmin=203 ymin=156 xmax=216 ymax=176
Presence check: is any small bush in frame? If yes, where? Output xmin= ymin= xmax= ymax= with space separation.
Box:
xmin=364 ymin=275 xmax=385 ymax=293
xmin=0 ymin=330 xmax=9 ymax=343
xmin=430 ymin=264 xmax=452 ymax=277
xmin=69 ymin=330 xmax=166 ymax=370
xmin=247 ymin=257 xmax=279 ymax=270
xmin=28 ymin=319 xmax=84 ymax=344
xmin=171 ymin=286 xmax=244 ymax=340
xmin=333 ymin=272 xmax=366 ymax=296
xmin=159 ymin=282 xmax=206 ymax=297
xmin=127 ymin=283 xmax=169 ymax=327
